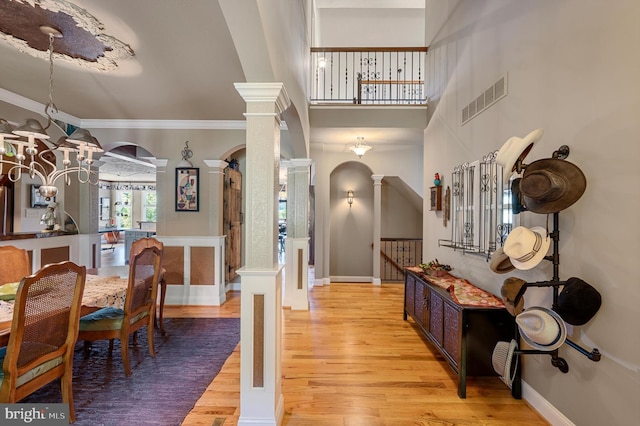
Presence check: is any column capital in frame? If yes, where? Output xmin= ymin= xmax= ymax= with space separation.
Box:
xmin=371 ymin=174 xmax=384 ymax=184
xmin=203 ymin=159 xmax=229 ymax=170
xmin=151 ymin=158 xmax=169 ymax=168
xmin=234 ymin=82 xmax=291 ymax=115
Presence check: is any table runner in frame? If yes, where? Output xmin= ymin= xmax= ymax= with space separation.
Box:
xmin=0 ymin=274 xmax=129 ymax=323
xmin=406 ymin=266 xmax=505 ymax=308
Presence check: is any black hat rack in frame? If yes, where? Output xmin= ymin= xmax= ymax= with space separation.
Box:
xmin=508 ymin=146 xmax=601 ymax=400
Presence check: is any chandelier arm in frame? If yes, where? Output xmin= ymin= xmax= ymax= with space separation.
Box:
xmin=48 ymin=166 xmax=96 ymax=186
xmin=37 ymin=148 xmax=59 ymax=173
xmin=1 ymin=161 xmax=47 ymax=184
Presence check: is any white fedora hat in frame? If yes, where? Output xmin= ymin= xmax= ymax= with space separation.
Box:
xmin=516 ymin=307 xmax=567 ymax=351
xmin=503 ymin=226 xmax=551 ymax=270
xmin=492 ymin=339 xmax=519 ymax=388
xmin=496 ymin=128 xmax=544 ymax=185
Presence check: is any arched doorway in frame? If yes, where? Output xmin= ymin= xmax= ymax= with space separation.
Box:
xmin=98 ymin=143 xmax=157 ymax=266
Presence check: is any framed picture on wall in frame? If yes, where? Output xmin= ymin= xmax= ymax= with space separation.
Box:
xmin=30 ymin=184 xmax=54 ymax=208
xmin=175 ymin=167 xmax=199 ymax=212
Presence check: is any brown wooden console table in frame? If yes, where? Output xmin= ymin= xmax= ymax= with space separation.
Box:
xmin=404 ymin=269 xmax=515 ymax=398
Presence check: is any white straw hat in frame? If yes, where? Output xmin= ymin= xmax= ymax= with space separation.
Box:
xmin=516 ymin=307 xmax=567 ymax=351
xmin=492 ymin=339 xmax=519 ymax=388
xmin=496 ymin=129 xmax=543 ymax=185
xmin=503 ymin=226 xmax=551 ymax=270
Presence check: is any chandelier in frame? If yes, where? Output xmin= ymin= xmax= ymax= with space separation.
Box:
xmin=349 ymin=136 xmax=372 ymax=158
xmin=0 ymin=26 xmax=103 ymax=200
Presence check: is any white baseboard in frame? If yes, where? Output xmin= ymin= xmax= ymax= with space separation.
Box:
xmin=522 ymin=380 xmax=575 ymax=426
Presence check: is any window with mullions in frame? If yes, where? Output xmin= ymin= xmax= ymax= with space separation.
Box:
xmin=142 ymin=191 xmax=157 ymax=222
xmin=115 ymin=192 xmax=132 ymax=229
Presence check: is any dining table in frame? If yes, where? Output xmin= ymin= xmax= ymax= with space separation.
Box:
xmin=0 ymin=272 xmax=130 ymax=347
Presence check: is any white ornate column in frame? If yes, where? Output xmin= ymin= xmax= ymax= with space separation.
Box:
xmin=372 ymin=174 xmax=384 ymax=285
xmin=151 ymin=159 xmax=169 ymax=237
xmin=204 ymin=159 xmax=228 ymax=304
xmin=234 ymin=82 xmax=290 ymax=426
xmin=283 ymin=158 xmax=312 ymax=310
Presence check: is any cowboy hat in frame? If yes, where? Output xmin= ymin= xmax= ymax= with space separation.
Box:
xmin=492 ymin=339 xmax=519 ymax=388
xmin=516 ymin=307 xmax=567 ymax=351
xmin=520 ymin=158 xmax=587 ymax=214
xmin=500 ymin=277 xmax=526 ymax=316
xmin=554 ymin=277 xmax=602 ymax=325
xmin=490 ymin=247 xmax=515 ymax=274
xmin=496 ymin=128 xmax=543 ymax=185
xmin=503 ymin=226 xmax=551 ymax=270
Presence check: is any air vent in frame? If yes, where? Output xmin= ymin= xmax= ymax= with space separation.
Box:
xmin=461 ymin=74 xmax=508 ymax=125
xmin=476 ymin=93 xmax=485 ymax=111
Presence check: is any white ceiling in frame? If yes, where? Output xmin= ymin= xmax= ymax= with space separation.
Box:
xmin=0 ymin=0 xmax=428 ymax=182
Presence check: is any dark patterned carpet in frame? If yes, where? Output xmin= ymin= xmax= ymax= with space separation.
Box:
xmin=22 ymin=317 xmax=241 ymax=426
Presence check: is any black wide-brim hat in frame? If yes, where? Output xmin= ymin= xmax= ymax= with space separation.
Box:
xmin=520 ymin=158 xmax=587 ymax=214
xmin=554 ymin=277 xmax=602 ymax=326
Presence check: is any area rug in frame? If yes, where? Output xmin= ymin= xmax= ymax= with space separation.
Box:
xmin=22 ymin=317 xmax=240 ymax=426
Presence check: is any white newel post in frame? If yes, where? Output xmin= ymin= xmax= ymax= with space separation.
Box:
xmin=372 ymin=174 xmax=384 ymax=285
xmin=283 ymin=158 xmax=312 ymax=310
xmin=234 ymin=82 xmax=290 ymax=426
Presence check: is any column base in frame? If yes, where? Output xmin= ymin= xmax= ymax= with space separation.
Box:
xmin=283 ymin=237 xmax=310 ymax=310
xmin=237 ymin=266 xmax=284 ymax=426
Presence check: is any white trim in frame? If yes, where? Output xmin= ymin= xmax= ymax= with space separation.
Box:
xmin=81 ymin=119 xmax=246 ymax=130
xmin=522 ymin=380 xmax=575 ymax=426
xmin=154 ymin=235 xmax=226 ymax=305
xmin=0 ymin=88 xmax=81 ymax=127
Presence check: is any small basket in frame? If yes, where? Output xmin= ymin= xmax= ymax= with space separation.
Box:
xmin=425 ymin=268 xmax=451 ymax=277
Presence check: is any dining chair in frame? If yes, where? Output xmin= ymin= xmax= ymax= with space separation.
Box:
xmin=102 ymin=230 xmax=120 ymax=252
xmin=0 ymin=261 xmax=86 ymax=423
xmin=78 ymin=245 xmax=162 ymax=376
xmin=0 ymin=245 xmax=30 ymax=284
xmin=129 ymin=237 xmax=167 ymax=335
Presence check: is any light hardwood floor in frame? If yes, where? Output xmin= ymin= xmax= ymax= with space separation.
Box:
xmin=171 ymin=284 xmax=548 ymax=426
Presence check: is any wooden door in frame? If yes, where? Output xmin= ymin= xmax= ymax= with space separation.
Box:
xmin=224 ymin=168 xmax=242 ymax=282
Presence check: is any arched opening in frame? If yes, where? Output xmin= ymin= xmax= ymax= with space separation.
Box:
xmin=329 ymin=161 xmax=374 ymax=281
xmin=98 ymin=142 xmax=157 ymax=266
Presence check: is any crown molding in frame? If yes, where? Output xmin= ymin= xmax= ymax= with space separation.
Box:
xmin=0 ymin=88 xmax=81 ymax=127
xmin=81 ymin=119 xmax=247 ymax=130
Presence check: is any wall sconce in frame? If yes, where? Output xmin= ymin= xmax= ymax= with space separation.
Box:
xmin=347 ymin=190 xmax=354 ymax=208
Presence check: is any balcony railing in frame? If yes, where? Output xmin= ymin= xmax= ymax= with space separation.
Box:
xmin=380 ymin=238 xmax=423 ymax=282
xmin=311 ymin=47 xmax=428 ymax=105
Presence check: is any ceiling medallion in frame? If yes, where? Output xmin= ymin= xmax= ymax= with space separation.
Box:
xmin=0 ymin=0 xmax=134 ymax=71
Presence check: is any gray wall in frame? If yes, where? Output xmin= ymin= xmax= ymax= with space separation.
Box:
xmin=423 ymin=1 xmax=639 ymax=425
xmin=329 ymin=161 xmax=373 ymax=278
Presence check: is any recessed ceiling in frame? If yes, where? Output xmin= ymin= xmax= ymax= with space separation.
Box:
xmin=98 ymin=155 xmax=155 ymax=183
